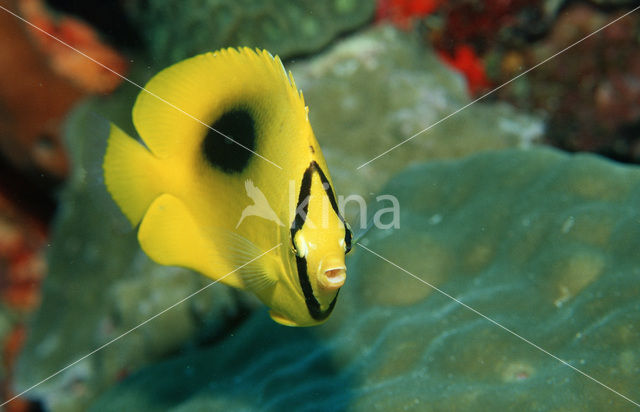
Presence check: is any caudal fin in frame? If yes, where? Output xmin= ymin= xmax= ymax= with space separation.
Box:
xmin=103 ymin=124 xmax=162 ymax=226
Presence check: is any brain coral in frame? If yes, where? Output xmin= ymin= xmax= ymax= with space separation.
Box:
xmin=125 ymin=0 xmax=377 ymax=66
xmin=89 ymin=148 xmax=640 ymax=411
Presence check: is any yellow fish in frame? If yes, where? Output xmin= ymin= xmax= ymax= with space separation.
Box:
xmin=102 ymin=48 xmax=352 ymax=326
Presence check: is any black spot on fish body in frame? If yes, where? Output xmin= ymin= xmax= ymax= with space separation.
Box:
xmin=202 ymin=108 xmax=255 ymax=173
xmin=309 ymin=145 xmax=315 ymax=154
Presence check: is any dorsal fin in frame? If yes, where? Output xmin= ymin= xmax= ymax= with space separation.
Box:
xmin=131 ymin=48 xmax=306 ymax=159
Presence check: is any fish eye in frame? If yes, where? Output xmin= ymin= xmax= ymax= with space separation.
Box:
xmin=289 ymin=226 xmax=298 ymax=255
xmin=291 ymin=233 xmax=308 ymax=258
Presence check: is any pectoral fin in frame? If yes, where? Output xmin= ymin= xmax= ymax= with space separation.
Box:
xmin=138 ymin=193 xmax=278 ymax=290
xmin=138 ymin=193 xmax=243 ymax=288
xmin=218 ymin=231 xmax=279 ymax=292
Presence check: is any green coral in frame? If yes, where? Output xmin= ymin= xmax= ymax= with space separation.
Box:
xmin=125 ymin=0 xmax=377 ymax=66
xmin=89 ymin=148 xmax=640 ymax=411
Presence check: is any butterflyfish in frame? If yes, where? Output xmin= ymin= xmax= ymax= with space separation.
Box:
xmin=102 ymin=48 xmax=352 ymax=327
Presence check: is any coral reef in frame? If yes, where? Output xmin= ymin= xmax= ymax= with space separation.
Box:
xmin=374 ymin=1 xmax=640 ymax=163
xmin=496 ymin=3 xmax=640 ymax=163
xmin=0 ymin=192 xmax=46 ymax=311
xmin=19 ymin=0 xmax=128 ymax=94
xmin=12 ymin=25 xmax=544 ymax=411
xmin=89 ymin=148 xmax=640 ymax=411
xmin=437 ymin=44 xmax=490 ymax=95
xmin=124 ymin=0 xmax=377 ymax=66
xmin=375 ymin=0 xmax=552 ymax=95
xmin=431 ymin=0 xmax=546 ymax=52
xmin=0 ymin=0 xmax=81 ymax=180
xmin=0 ymin=138 xmax=48 ymax=412
xmin=0 ymin=193 xmax=44 ymax=411
xmin=4 ymin=1 xmax=640 ymax=410
xmin=0 ymin=0 xmax=128 ymax=180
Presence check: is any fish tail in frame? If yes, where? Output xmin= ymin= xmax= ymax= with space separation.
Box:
xmin=103 ymin=123 xmax=162 ymax=226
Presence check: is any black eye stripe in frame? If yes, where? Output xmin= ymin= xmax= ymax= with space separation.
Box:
xmin=289 ymin=161 xmax=348 ymax=319
xmin=344 ymin=227 xmax=352 ymax=253
xmin=290 ymin=161 xmax=349 ymax=242
xmin=313 ymin=163 xmax=339 ymax=216
xmin=313 ymin=162 xmax=351 ymax=253
xmin=290 ymin=163 xmax=313 ymax=251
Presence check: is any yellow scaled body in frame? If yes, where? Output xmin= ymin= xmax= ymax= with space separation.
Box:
xmin=103 ymin=48 xmax=351 ymax=326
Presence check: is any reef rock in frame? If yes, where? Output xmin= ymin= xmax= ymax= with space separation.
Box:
xmin=125 ymin=0 xmax=377 ymax=66
xmin=290 ymin=26 xmax=543 ymax=201
xmin=90 ymin=148 xmax=640 ymax=411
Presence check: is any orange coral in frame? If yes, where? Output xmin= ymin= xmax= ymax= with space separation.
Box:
xmin=18 ymin=0 xmax=128 ymax=94
xmin=2 ymin=326 xmax=32 ymax=412
xmin=0 ymin=192 xmax=47 ymax=311
xmin=0 ymin=0 xmax=128 ymax=179
xmin=0 ymin=191 xmax=47 ymax=410
xmin=0 ymin=1 xmax=81 ymax=179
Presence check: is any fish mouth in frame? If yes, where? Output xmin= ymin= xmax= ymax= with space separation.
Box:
xmin=318 ymin=266 xmax=346 ymax=291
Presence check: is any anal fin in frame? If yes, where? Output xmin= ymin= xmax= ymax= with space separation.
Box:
xmin=213 ymin=230 xmax=279 ymax=292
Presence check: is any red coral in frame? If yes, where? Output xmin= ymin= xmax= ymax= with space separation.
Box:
xmin=19 ymin=0 xmax=128 ymax=94
xmin=0 ymin=193 xmax=47 ymax=311
xmin=439 ymin=0 xmax=539 ymax=51
xmin=376 ymin=0 xmax=443 ymax=28
xmin=377 ymin=1 xmax=537 ymax=95
xmin=0 ymin=190 xmax=47 ymax=411
xmin=432 ymin=0 xmax=540 ymax=96
xmin=438 ymin=45 xmax=491 ymax=95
